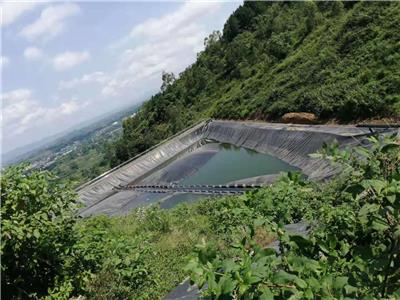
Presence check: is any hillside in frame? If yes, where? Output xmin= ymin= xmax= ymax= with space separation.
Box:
xmin=113 ymin=1 xmax=400 ymax=165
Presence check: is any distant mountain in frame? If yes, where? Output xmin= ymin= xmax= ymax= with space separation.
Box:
xmin=2 ymin=103 xmax=141 ymax=167
xmin=113 ymin=1 xmax=400 ymax=165
xmin=2 ymin=132 xmax=69 ymax=167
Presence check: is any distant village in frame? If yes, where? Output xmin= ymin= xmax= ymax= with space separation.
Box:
xmin=28 ymin=120 xmax=122 ymax=171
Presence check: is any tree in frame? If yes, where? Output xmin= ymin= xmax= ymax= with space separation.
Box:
xmin=160 ymin=71 xmax=176 ymax=92
xmin=204 ymin=30 xmax=222 ymax=48
xmin=1 ymin=165 xmax=78 ymax=299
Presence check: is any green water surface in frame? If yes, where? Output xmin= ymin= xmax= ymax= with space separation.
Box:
xmin=181 ymin=143 xmax=297 ymax=185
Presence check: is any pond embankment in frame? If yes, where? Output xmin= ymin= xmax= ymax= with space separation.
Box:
xmin=77 ymin=120 xmax=372 ymax=217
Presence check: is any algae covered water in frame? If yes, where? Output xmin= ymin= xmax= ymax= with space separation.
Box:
xmin=180 ymin=143 xmax=297 ymax=185
xmin=158 ymin=142 xmax=298 ymax=208
xmin=82 ymin=141 xmax=300 ymax=214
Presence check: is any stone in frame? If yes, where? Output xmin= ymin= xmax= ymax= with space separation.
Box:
xmin=281 ymin=112 xmax=317 ymax=124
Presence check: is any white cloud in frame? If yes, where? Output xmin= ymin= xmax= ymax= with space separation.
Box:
xmin=101 ymin=79 xmax=120 ymax=97
xmin=1 ymin=89 xmax=85 ymax=135
xmin=1 ymin=89 xmax=32 ymax=106
xmin=1 ymin=2 xmax=41 ymax=27
xmin=59 ymin=71 xmax=110 ymax=90
xmin=1 ymin=56 xmax=10 ymax=68
xmin=20 ymin=3 xmax=80 ymax=40
xmin=130 ymin=2 xmax=221 ymax=40
xmin=103 ymin=2 xmax=221 ymax=97
xmin=1 ymin=89 xmax=37 ymax=133
xmin=53 ymin=51 xmax=90 ymax=71
xmin=24 ymin=47 xmax=43 ymax=61
xmin=59 ymin=101 xmax=80 ymax=114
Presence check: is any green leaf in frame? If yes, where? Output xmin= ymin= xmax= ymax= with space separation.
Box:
xmin=333 ymin=276 xmax=348 ymax=289
xmin=371 ymin=218 xmax=389 ymax=232
xmin=290 ymin=235 xmax=313 ymax=249
xmin=381 ymin=143 xmax=400 ymax=153
xmin=355 ymin=147 xmax=370 ymax=158
xmin=294 ymin=277 xmax=308 ymax=289
xmin=223 ymin=259 xmax=238 ymax=273
xmin=386 ymin=194 xmax=396 ymax=204
xmin=238 ymin=283 xmax=250 ymax=295
xmin=307 ymin=277 xmax=320 ymax=289
xmin=304 ymin=288 xmax=314 ymax=299
xmin=254 ymin=218 xmax=265 ymax=228
xmin=273 ymin=270 xmax=297 ymax=285
xmin=249 ymin=275 xmax=262 ymax=284
xmin=394 ymin=225 xmax=400 ymax=241
xmin=260 ymin=287 xmax=274 ymax=300
xmin=362 ymin=179 xmax=386 ymax=194
xmin=344 ymin=284 xmax=358 ymax=295
xmin=359 ymin=203 xmax=380 ymax=224
xmin=319 ymin=243 xmax=330 ymax=254
xmin=33 ymin=229 xmax=40 ymax=239
xmin=393 ymin=288 xmax=400 ymax=299
xmin=220 ymin=277 xmax=235 ymax=295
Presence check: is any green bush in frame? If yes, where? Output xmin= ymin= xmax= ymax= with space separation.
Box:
xmin=186 ymin=134 xmax=400 ymax=299
xmin=246 ymin=172 xmax=318 ymax=224
xmin=73 ymin=216 xmax=152 ymax=299
xmin=1 ymin=165 xmax=78 ymax=299
xmin=0 ymin=167 xmax=159 ymax=299
xmin=196 ymin=196 xmax=258 ymax=238
xmin=138 ymin=205 xmax=171 ymax=233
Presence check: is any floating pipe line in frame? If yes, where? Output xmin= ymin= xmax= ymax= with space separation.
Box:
xmin=113 ymin=183 xmax=263 ymax=195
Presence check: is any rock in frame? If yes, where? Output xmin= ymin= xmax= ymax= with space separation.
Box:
xmin=281 ymin=112 xmax=317 ymax=124
xmin=163 ymin=279 xmax=204 ymax=300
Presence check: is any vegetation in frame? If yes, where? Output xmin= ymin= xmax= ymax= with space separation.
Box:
xmin=1 ymin=164 xmax=222 ymax=299
xmin=41 ymin=107 xmax=139 ymax=185
xmin=113 ymin=1 xmax=400 ymax=164
xmin=1 ymin=165 xmax=79 ymax=299
xmin=47 ymin=135 xmax=119 ymax=187
xmin=2 ymin=134 xmax=399 ymax=299
xmin=186 ymin=134 xmax=400 ymax=299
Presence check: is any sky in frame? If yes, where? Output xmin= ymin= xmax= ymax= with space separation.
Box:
xmin=1 ymin=1 xmax=241 ymax=153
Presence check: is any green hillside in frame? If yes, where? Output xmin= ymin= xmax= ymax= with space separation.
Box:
xmin=114 ymin=1 xmax=400 ymax=165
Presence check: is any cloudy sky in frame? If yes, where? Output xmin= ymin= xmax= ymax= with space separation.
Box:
xmin=1 ymin=1 xmax=241 ymax=153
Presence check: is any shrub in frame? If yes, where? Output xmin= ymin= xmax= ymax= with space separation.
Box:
xmin=186 ymin=134 xmax=400 ymax=299
xmin=63 ymin=215 xmax=155 ymax=299
xmin=196 ymin=196 xmax=258 ymax=238
xmin=1 ymin=165 xmax=78 ymax=299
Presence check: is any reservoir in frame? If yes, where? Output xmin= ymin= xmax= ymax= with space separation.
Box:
xmin=180 ymin=143 xmax=297 ymax=185
xmin=144 ymin=142 xmax=298 ymax=209
xmin=78 ymin=120 xmax=369 ymax=217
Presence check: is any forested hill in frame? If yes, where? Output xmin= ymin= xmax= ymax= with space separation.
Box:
xmin=113 ymin=1 xmax=400 ymax=165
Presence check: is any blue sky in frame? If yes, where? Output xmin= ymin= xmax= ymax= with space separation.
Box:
xmin=1 ymin=1 xmax=241 ymax=153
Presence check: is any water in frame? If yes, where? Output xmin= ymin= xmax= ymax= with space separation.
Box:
xmin=180 ymin=143 xmax=297 ymax=185
xmin=127 ymin=142 xmax=298 ymax=210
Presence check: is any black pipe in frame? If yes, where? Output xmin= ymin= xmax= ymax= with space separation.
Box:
xmin=356 ymin=124 xmax=400 ymax=128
